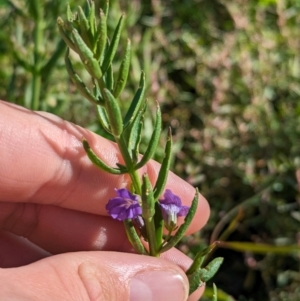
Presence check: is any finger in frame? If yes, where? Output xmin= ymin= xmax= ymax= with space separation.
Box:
xmin=0 ymin=101 xmax=209 ymax=234
xmin=0 ymin=235 xmax=203 ymax=300
xmin=0 ymin=201 xmax=205 ymax=299
xmin=0 ymin=202 xmax=200 ymax=273
xmin=161 ymin=248 xmax=204 ymax=301
xmin=0 ymin=251 xmax=202 ymax=301
xmin=0 ymin=222 xmax=193 ymax=274
xmin=0 ymin=202 xmax=133 ymax=255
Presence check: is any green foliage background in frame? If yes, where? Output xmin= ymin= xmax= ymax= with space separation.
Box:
xmin=1 ymin=0 xmax=300 ymax=300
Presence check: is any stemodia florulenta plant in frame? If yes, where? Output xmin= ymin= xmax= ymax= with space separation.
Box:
xmin=57 ymin=0 xmax=223 ymax=297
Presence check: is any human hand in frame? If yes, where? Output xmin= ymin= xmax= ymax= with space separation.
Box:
xmin=0 ymin=100 xmax=210 ymax=301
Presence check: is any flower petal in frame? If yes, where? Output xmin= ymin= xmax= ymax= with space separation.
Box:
xmin=106 ymin=188 xmax=142 ymax=221
xmin=115 ymin=188 xmax=138 ymax=201
xmin=158 ymin=189 xmax=190 ymax=231
xmin=161 ymin=189 xmax=182 ymax=206
xmin=178 ymin=205 xmax=190 ymax=216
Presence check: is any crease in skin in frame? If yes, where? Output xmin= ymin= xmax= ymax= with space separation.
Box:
xmin=33 ymin=163 xmax=73 ymax=208
xmin=3 ymin=203 xmax=25 ymax=234
xmin=46 ymin=260 xmax=78 ymax=300
xmin=2 ymin=203 xmax=40 ymax=239
xmin=0 ymin=173 xmax=38 ymax=184
xmin=33 ymin=130 xmax=88 ymax=207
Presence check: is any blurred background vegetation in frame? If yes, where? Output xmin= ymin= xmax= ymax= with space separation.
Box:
xmin=1 ymin=0 xmax=300 ymax=300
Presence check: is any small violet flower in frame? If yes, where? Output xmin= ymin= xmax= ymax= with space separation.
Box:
xmin=159 ymin=189 xmax=190 ymax=231
xmin=106 ymin=188 xmax=142 ymax=221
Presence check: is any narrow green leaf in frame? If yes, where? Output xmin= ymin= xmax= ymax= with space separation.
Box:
xmin=128 ymin=102 xmax=147 ymax=162
xmin=97 ymin=105 xmax=111 ymax=133
xmin=72 ymin=29 xmax=102 ymax=79
xmin=65 ymin=50 xmax=102 ymax=105
xmin=219 ymin=241 xmax=300 ymax=254
xmin=94 ymin=9 xmax=107 ymax=61
xmin=88 ymin=1 xmax=95 ymax=36
xmin=103 ymin=0 xmax=109 ymax=17
xmin=82 ymin=139 xmax=126 ymax=174
xmin=72 ymin=12 xmax=80 ymax=31
xmin=160 ymin=189 xmax=199 ymax=253
xmin=85 ymin=0 xmax=91 ymax=10
xmin=187 ymin=258 xmax=224 ymax=295
xmin=102 ymin=14 xmax=125 ymax=73
xmin=106 ymin=63 xmax=114 ymax=91
xmin=124 ymin=219 xmax=148 ymax=255
xmin=200 ymin=257 xmax=224 ymax=282
xmin=187 ymin=256 xmax=205 ymax=278
xmin=124 ymin=72 xmax=146 ymax=127
xmin=103 ymin=88 xmax=123 ymax=137
xmin=203 ymin=285 xmax=235 ymax=301
xmin=153 ymin=128 xmax=172 ymax=200
xmin=141 ymin=174 xmax=155 ymax=219
xmin=66 ymin=3 xmax=74 ymax=22
xmin=213 ymin=284 xmax=218 ymax=301
xmin=135 ymin=103 xmax=162 ymax=169
xmin=141 ymin=174 xmax=157 ymax=256
xmin=186 ymin=242 xmax=219 ymax=275
xmin=57 ymin=17 xmax=77 ymax=52
xmin=93 ymin=83 xmax=105 ymax=103
xmin=114 ymin=39 xmax=131 ymax=98
xmin=77 ymin=6 xmax=91 ymax=46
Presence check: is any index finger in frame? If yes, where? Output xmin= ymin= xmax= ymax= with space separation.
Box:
xmin=0 ymin=100 xmax=210 ymax=234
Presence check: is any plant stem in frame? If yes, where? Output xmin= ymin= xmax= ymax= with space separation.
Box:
xmin=115 ymin=135 xmax=142 ymax=194
xmin=31 ymin=1 xmax=43 ymax=110
xmin=144 ymin=217 xmax=158 ymax=257
xmin=98 ymin=78 xmax=142 ymax=193
xmin=124 ymin=219 xmax=148 ymax=255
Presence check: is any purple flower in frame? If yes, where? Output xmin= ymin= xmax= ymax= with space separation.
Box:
xmin=106 ymin=188 xmax=142 ymax=221
xmin=159 ymin=189 xmax=190 ymax=231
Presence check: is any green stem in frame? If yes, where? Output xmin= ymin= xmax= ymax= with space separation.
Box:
xmin=124 ymin=219 xmax=148 ymax=255
xmin=97 ymin=77 xmax=142 ymax=194
xmin=32 ymin=70 xmax=41 ymax=111
xmin=31 ymin=1 xmax=43 ymax=110
xmin=144 ymin=217 xmax=158 ymax=257
xmin=163 ymin=229 xmax=173 ymax=244
xmin=115 ymin=135 xmax=142 ymax=194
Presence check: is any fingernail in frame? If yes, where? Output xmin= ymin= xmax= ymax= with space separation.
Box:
xmin=130 ymin=270 xmax=188 ymax=301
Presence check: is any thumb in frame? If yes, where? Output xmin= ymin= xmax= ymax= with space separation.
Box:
xmin=0 ymin=251 xmax=189 ymax=301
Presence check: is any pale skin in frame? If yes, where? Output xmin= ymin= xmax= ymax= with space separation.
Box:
xmin=0 ymin=100 xmax=210 ymax=301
